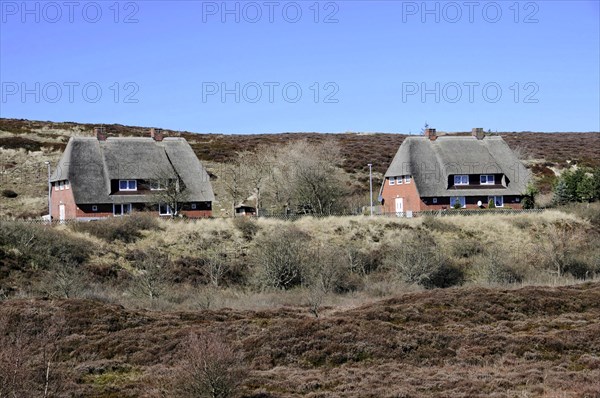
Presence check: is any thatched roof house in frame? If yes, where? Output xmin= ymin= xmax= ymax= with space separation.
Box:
xmin=49 ymin=128 xmax=214 ymax=220
xmin=380 ymin=128 xmax=530 ymax=214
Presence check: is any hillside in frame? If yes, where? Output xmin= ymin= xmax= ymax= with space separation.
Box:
xmin=2 ymin=282 xmax=600 ymax=397
xmin=1 ymin=118 xmax=599 ymax=218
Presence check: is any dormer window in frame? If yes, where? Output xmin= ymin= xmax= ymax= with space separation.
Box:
xmin=396 ymin=176 xmax=403 ymax=184
xmin=480 ymin=175 xmax=495 ymax=185
xmin=454 ymin=175 xmax=469 ymax=185
xmin=119 ymin=180 xmax=137 ymax=191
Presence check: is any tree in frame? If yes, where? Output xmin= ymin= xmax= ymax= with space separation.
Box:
xmin=149 ymin=170 xmax=189 ymax=218
xmin=237 ymin=150 xmax=272 ymax=215
xmin=553 ymin=178 xmax=570 ymax=206
xmin=522 ymin=183 xmax=538 ymax=209
xmin=219 ymin=160 xmax=248 ymax=217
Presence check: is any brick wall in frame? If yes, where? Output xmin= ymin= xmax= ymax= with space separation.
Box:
xmin=380 ymin=177 xmax=423 ymax=213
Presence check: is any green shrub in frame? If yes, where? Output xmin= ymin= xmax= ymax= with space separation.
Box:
xmin=1 ymin=189 xmax=18 ymax=198
xmin=423 ymin=263 xmax=465 ymax=289
xmin=70 ymin=213 xmax=160 ymax=243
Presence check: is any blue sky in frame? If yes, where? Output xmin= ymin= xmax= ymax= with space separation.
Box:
xmin=1 ymin=0 xmax=599 ymax=133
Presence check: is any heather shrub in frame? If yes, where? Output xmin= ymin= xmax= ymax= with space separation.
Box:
xmin=70 ymin=212 xmax=160 ymax=243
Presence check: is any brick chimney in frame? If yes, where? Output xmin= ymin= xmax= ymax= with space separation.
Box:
xmin=150 ymin=128 xmax=164 ymax=142
xmin=95 ymin=127 xmax=107 ymax=141
xmin=424 ymin=128 xmax=437 ymax=141
xmin=472 ymin=128 xmax=485 ymax=140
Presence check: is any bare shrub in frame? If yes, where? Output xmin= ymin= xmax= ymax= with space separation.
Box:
xmin=175 ymin=331 xmax=247 ymax=398
xmin=128 ymin=249 xmax=169 ymax=300
xmin=480 ymin=246 xmax=524 ymax=285
xmin=70 ymin=212 xmax=160 ymax=243
xmin=42 ymin=260 xmax=88 ymax=298
xmin=251 ymin=226 xmax=311 ymax=290
xmin=232 ymin=216 xmax=259 ymax=241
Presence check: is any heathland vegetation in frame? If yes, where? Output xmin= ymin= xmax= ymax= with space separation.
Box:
xmin=1 ymin=207 xmax=600 ymax=396
xmin=2 ymin=119 xmax=600 ymax=397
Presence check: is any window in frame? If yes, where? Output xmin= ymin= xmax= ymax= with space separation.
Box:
xmin=191 ymin=203 xmax=197 ymax=210
xmin=159 ymin=203 xmax=172 ymax=216
xmin=432 ymin=198 xmax=437 ymax=204
xmin=119 ymin=180 xmax=137 ymax=191
xmin=450 ymin=196 xmax=466 ymax=208
xmin=389 ymin=177 xmax=395 ymax=186
xmin=59 ymin=181 xmax=64 ymax=191
xmin=480 ymin=175 xmax=495 ymax=185
xmin=488 ymin=196 xmax=504 ymax=207
xmin=113 ymin=203 xmax=132 ymax=216
xmin=454 ymin=175 xmax=469 ymax=185
xmin=65 ymin=180 xmax=70 ymax=189
xmin=92 ymin=205 xmax=98 ymax=212
xmin=396 ymin=176 xmax=403 ymax=184
xmin=150 ymin=180 xmax=164 ymax=190
xmin=405 ymin=175 xmax=411 ymax=183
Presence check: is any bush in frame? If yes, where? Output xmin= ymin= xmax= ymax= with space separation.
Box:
xmin=383 ymin=231 xmax=459 ymax=289
xmin=422 ymin=263 xmax=465 ymax=289
xmin=70 ymin=212 xmax=160 ymax=243
xmin=175 ymin=331 xmax=247 ymax=398
xmin=251 ymin=226 xmax=311 ymax=290
xmin=232 ymin=216 xmax=259 ymax=241
xmin=1 ymin=189 xmax=18 ymax=198
xmin=0 ymin=221 xmax=90 ymax=266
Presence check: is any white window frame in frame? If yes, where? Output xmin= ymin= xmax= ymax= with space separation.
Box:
xmin=488 ymin=196 xmax=504 ymax=208
xmin=59 ymin=181 xmax=64 ymax=191
xmin=396 ymin=176 xmax=403 ymax=184
xmin=113 ymin=203 xmax=132 ymax=216
xmin=65 ymin=180 xmax=70 ymax=190
xmin=450 ymin=196 xmax=466 ymax=208
xmin=389 ymin=177 xmax=395 ymax=186
xmin=159 ymin=203 xmax=172 ymax=216
xmin=119 ymin=180 xmax=137 ymax=191
xmin=454 ymin=175 xmax=469 ymax=185
xmin=405 ymin=175 xmax=411 ymax=184
xmin=150 ymin=180 xmax=165 ymax=191
xmin=480 ymin=175 xmax=495 ymax=185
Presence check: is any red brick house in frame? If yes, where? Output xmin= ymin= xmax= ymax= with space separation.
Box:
xmin=49 ymin=128 xmax=214 ymax=221
xmin=379 ymin=128 xmax=530 ymax=214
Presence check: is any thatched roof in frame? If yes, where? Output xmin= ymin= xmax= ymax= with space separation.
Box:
xmin=384 ymin=135 xmax=530 ymax=197
xmin=50 ymin=137 xmax=214 ymax=204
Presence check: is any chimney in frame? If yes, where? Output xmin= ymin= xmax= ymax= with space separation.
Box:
xmin=95 ymin=127 xmax=107 ymax=141
xmin=472 ymin=128 xmax=485 ymax=140
xmin=150 ymin=128 xmax=164 ymax=142
xmin=424 ymin=128 xmax=437 ymax=140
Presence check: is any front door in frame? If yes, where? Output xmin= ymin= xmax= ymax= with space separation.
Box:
xmin=395 ymin=197 xmax=403 ymax=216
xmin=59 ymin=204 xmax=65 ymax=222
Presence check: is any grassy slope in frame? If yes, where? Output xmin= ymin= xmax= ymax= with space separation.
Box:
xmin=2 ymin=282 xmax=600 ymax=397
